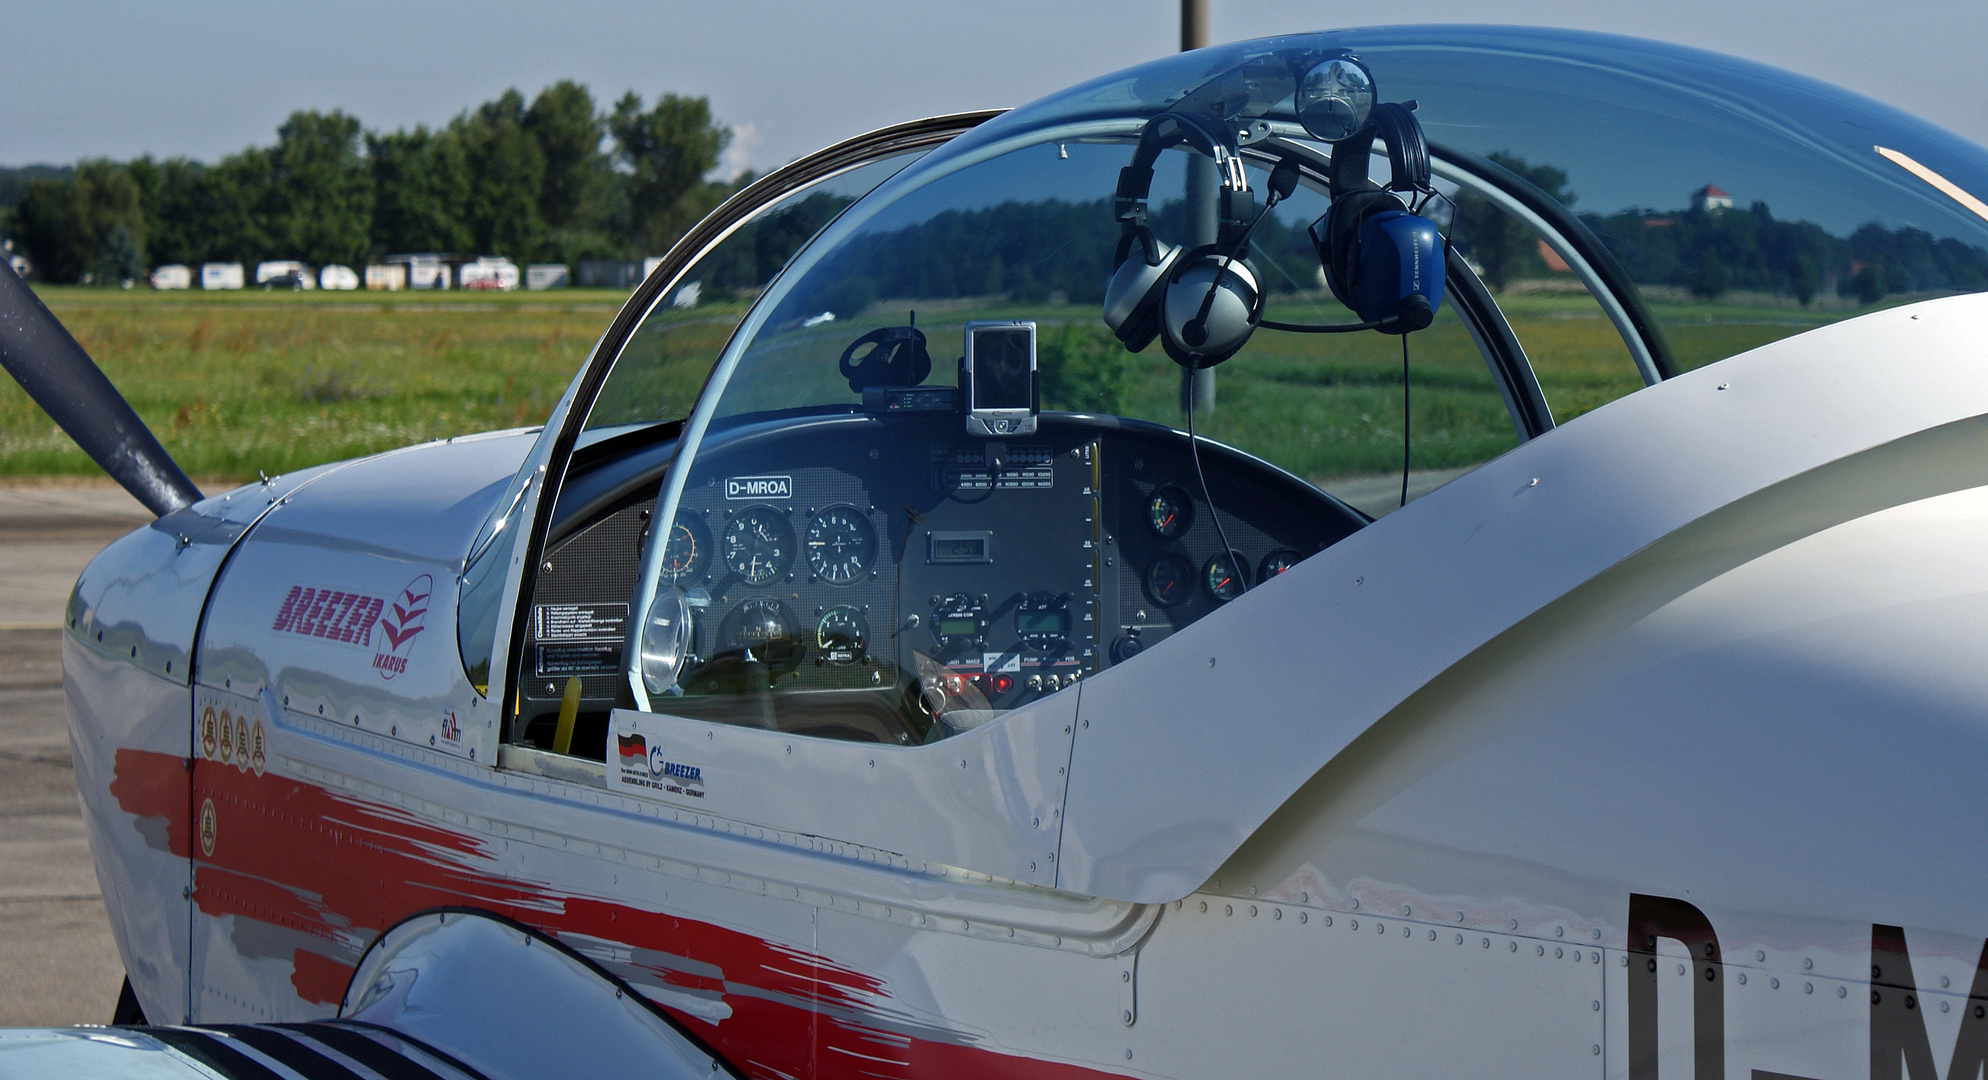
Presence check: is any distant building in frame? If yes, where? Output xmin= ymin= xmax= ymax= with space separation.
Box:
xmin=1691 ymin=184 xmax=1733 ymax=212
xmin=200 ymin=263 xmax=245 ymax=290
xmin=525 ymin=264 xmax=570 ymax=290
xmin=384 ymin=253 xmax=472 ymax=290
xmin=365 ymin=264 xmax=406 ymax=291
xmin=149 ymin=264 xmax=192 ymax=290
xmin=319 ymin=264 xmax=360 ymax=291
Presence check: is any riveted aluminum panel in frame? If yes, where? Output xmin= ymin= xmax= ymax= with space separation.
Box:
xmin=608 ymin=682 xmax=1077 ymax=888
xmin=198 ymin=433 xmax=534 ymax=766
xmin=1061 ymin=295 xmax=1988 ymax=904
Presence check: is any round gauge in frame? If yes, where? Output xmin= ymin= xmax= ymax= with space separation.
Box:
xmin=658 ymin=513 xmax=711 ymax=583
xmin=815 ymin=606 xmax=870 ymax=664
xmin=805 ymin=505 xmax=877 ymax=585
xmin=1259 ymin=548 xmax=1303 ymax=580
xmin=1147 ymin=485 xmax=1194 ymax=539
xmin=721 ymin=597 xmax=800 ymax=663
xmin=1205 ymin=551 xmax=1249 ymax=603
xmin=1015 ymin=592 xmax=1072 ymax=656
xmin=721 ymin=507 xmax=794 ymax=585
xmin=931 ymin=593 xmax=986 ymax=651
xmin=1145 ymin=553 xmax=1192 ymax=607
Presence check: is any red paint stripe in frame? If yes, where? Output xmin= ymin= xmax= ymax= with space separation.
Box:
xmin=112 ymin=747 xmax=1128 ymax=1080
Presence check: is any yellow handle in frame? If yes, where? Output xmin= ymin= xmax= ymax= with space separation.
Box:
xmin=552 ymin=676 xmax=581 ymax=756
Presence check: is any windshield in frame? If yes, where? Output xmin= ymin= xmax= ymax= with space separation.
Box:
xmin=610 ymin=25 xmax=1988 ymax=736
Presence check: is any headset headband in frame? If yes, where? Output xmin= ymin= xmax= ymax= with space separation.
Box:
xmin=1114 ymin=111 xmax=1256 ymax=266
xmin=1326 ymin=101 xmax=1430 ymax=199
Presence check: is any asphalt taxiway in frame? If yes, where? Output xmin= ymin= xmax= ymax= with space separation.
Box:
xmin=0 ymin=484 xmax=153 ymax=1024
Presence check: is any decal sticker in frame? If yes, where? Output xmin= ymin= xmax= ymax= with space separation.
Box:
xmin=724 ymin=475 xmax=793 ymax=499
xmin=534 ymin=603 xmax=627 ymax=642
xmin=248 ymin=719 xmax=266 ymax=777
xmin=233 ymin=714 xmax=250 ymax=773
xmin=536 ymin=642 xmax=621 ymax=677
xmin=197 ymin=798 xmax=216 ymax=858
xmin=610 ymin=716 xmax=705 ymax=800
xmin=372 ymin=574 xmax=432 ymax=680
xmin=438 ymin=708 xmax=462 ymax=750
xmin=200 ymin=705 xmax=219 ymax=759
xmin=217 ymin=709 xmax=235 ymax=764
xmin=272 ymin=586 xmax=386 ymax=646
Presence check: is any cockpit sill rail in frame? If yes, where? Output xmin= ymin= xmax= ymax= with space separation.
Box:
xmin=283 ymin=718 xmax=1158 ymax=957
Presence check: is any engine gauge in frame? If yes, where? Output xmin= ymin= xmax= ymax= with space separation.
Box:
xmin=1259 ymin=549 xmax=1303 ymax=580
xmin=1145 ymin=553 xmax=1192 ymax=607
xmin=1147 ymin=484 xmax=1194 ymax=538
xmin=1205 ymin=551 xmax=1249 ymax=603
xmin=931 ymin=593 xmax=986 ymax=652
xmin=815 ymin=606 xmax=870 ymax=665
xmin=1015 ymin=592 xmax=1072 ymax=656
xmin=658 ymin=512 xmax=711 ymax=584
xmin=721 ymin=597 xmax=800 ymax=665
xmin=805 ymin=505 xmax=877 ymax=584
xmin=722 ymin=507 xmax=794 ymax=585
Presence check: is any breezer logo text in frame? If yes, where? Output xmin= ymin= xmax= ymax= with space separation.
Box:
xmin=272 ymin=587 xmax=385 ymax=646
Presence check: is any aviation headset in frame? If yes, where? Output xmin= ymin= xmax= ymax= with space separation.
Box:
xmin=1102 ymin=96 xmax=1447 ymax=365
xmin=1101 ymin=111 xmax=1264 ymax=370
xmin=1314 ymin=101 xmax=1446 ymax=333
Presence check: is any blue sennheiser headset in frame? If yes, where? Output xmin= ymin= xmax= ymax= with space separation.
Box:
xmin=1313 ymin=101 xmax=1446 ymax=333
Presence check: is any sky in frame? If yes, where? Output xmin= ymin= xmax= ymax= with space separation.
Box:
xmin=6 ymin=1 xmax=1984 ymax=177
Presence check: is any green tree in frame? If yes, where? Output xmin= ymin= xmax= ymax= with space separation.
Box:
xmin=524 ymin=81 xmax=612 ymax=256
xmin=1038 ymin=322 xmax=1133 ymax=414
xmin=453 ymin=90 xmax=546 ymax=257
xmin=12 ymin=159 xmax=146 ymax=283
xmin=1790 ymin=254 xmax=1820 ymax=306
xmin=609 ymin=92 xmax=730 ymax=253
xmin=1451 ymin=152 xmax=1575 ymax=291
xmin=369 ymin=126 xmax=472 ymax=254
xmin=267 ymin=111 xmax=373 ymax=267
xmin=94 ymin=223 xmax=143 ymax=286
xmin=1686 ymin=249 xmax=1731 ymax=299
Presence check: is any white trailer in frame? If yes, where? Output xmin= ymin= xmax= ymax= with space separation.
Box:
xmin=525 ymin=264 xmax=569 ymax=290
xmin=199 ymin=263 xmax=244 ymax=290
xmin=459 ymin=257 xmax=519 ymax=291
xmin=148 ymin=264 xmax=192 ymax=290
xmin=318 ymin=264 xmax=360 ymax=291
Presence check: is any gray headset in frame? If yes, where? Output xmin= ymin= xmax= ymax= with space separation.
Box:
xmin=1101 ymin=112 xmax=1263 ymax=370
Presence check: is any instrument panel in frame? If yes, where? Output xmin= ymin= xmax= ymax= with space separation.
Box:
xmin=519 ymin=413 xmax=1363 ymax=754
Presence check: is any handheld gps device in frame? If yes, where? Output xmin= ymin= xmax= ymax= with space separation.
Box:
xmin=962 ymin=321 xmax=1038 ymax=437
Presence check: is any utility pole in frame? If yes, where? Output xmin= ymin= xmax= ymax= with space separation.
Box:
xmin=1179 ymin=0 xmax=1217 ymax=416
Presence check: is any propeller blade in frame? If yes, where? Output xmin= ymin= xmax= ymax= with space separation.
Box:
xmin=0 ymin=260 xmax=201 ymax=518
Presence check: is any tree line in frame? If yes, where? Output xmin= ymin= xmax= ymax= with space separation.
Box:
xmin=1 ymin=82 xmax=739 ymax=285
xmin=1451 ymin=152 xmax=1988 ymax=303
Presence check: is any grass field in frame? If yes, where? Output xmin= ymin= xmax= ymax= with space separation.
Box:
xmin=0 ymin=283 xmax=1908 ymax=484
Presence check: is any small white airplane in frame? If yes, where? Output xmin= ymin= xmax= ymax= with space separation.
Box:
xmin=4 ymin=24 xmax=1988 ymax=1080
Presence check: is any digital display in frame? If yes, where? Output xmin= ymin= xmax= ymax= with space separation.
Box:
xmin=938 ymin=617 xmax=981 ymax=637
xmin=928 ymin=532 xmax=991 ymax=564
xmin=972 ymin=328 xmax=1033 ymax=409
xmin=933 ymin=537 xmax=984 ymax=560
xmin=1016 ymin=610 xmax=1068 ymax=636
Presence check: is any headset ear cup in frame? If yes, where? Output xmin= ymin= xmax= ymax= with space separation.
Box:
xmin=1316 ymin=189 xmax=1404 ymax=313
xmin=1158 ymin=246 xmax=1263 ymax=369
xmin=1102 ymin=237 xmax=1178 ymax=352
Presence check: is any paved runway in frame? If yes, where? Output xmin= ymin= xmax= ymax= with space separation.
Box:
xmin=0 ymin=484 xmax=153 ymax=1025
